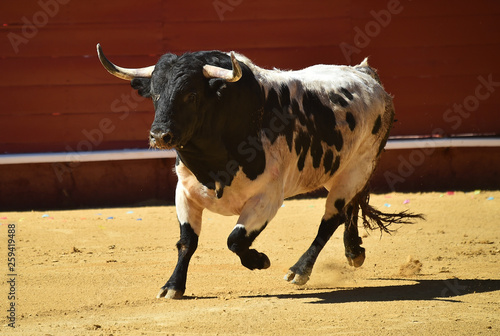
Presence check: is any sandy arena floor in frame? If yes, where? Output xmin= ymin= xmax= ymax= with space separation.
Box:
xmin=1 ymin=191 xmax=499 ymax=335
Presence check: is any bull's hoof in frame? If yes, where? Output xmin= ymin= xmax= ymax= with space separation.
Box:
xmin=240 ymin=249 xmax=271 ymax=270
xmin=284 ymin=270 xmax=310 ymax=286
xmin=156 ymin=288 xmax=184 ymax=300
xmin=346 ymin=250 xmax=366 ymax=268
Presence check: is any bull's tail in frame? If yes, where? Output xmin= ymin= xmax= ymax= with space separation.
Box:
xmin=354 ymin=57 xmax=382 ymax=84
xmin=350 ymin=187 xmax=425 ymax=234
xmin=351 ymin=59 xmax=423 ymax=232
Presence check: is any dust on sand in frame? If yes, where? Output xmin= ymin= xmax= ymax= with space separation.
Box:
xmin=1 ymin=191 xmax=499 ymax=335
xmin=398 ymin=256 xmax=423 ymax=277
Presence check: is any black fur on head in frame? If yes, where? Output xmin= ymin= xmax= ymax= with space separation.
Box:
xmin=131 ymin=51 xmax=266 ymax=190
xmin=131 ymin=51 xmax=261 ymax=150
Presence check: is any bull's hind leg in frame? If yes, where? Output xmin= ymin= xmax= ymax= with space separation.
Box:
xmin=343 ymin=203 xmax=366 ymax=267
xmin=285 ymin=151 xmax=378 ymax=285
xmin=284 ymin=198 xmax=365 ymax=285
xmin=284 ymin=208 xmax=344 ymax=285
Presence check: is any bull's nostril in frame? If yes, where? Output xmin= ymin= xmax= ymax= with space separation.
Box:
xmin=162 ymin=132 xmax=173 ymax=144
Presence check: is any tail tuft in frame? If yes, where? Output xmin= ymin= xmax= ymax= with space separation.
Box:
xmin=352 ymin=188 xmax=425 ymax=234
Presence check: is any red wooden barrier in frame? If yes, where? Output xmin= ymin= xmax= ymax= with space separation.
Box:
xmin=0 ymin=0 xmax=499 ymax=209
xmin=1 ymin=0 xmax=498 ymax=154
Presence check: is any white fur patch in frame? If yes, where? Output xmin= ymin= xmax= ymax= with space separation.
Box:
xmin=177 ymin=53 xmax=391 ymax=225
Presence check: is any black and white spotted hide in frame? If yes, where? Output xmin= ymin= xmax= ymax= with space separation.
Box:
xmin=167 ymin=56 xmax=395 ymax=297
xmin=97 ymin=46 xmax=412 ymax=300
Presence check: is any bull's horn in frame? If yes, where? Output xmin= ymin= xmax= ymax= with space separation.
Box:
xmin=203 ymin=51 xmax=242 ymax=82
xmin=96 ymin=43 xmax=155 ymax=80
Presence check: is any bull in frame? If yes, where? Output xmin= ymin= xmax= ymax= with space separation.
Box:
xmin=97 ymin=44 xmax=422 ymax=299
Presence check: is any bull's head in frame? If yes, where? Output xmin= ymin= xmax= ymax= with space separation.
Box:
xmin=96 ymin=44 xmax=243 ymax=150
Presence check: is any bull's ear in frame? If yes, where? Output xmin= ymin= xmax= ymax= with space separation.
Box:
xmin=131 ymin=78 xmax=152 ymax=98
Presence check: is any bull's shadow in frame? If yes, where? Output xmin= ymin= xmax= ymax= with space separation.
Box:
xmin=243 ymin=278 xmax=500 ymax=304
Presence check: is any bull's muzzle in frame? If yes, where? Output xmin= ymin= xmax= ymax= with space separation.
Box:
xmin=149 ymin=130 xmax=175 ymax=150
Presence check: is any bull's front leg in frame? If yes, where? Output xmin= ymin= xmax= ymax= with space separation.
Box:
xmin=227 ymin=195 xmax=281 ymax=271
xmin=343 ymin=204 xmax=365 ymax=267
xmin=228 ymin=223 xmax=271 ymax=270
xmin=157 ymin=186 xmax=203 ymax=300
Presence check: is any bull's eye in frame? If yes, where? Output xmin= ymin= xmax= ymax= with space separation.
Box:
xmin=185 ymin=92 xmax=197 ymax=104
xmin=152 ymin=94 xmax=160 ymax=101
